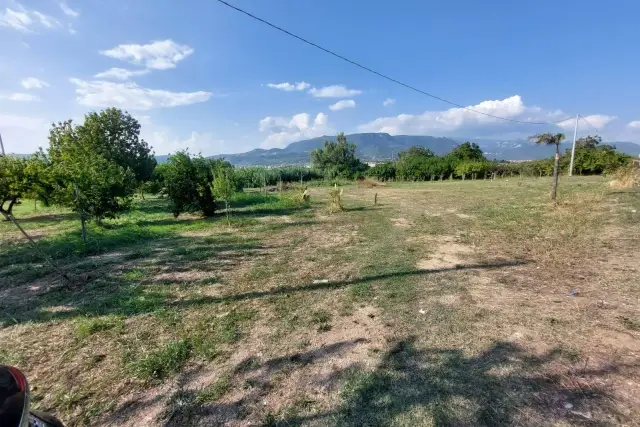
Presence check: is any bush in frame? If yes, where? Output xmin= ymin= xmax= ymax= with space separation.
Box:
xmin=366 ymin=162 xmax=396 ymax=181
xmin=162 ymin=152 xmax=234 ymax=217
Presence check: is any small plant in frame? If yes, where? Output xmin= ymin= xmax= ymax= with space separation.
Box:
xmin=75 ymin=316 xmax=124 ymax=339
xmin=129 ymin=339 xmax=192 ymax=381
xmin=327 ymin=184 xmax=343 ymax=213
xmin=196 ymin=374 xmax=232 ymax=403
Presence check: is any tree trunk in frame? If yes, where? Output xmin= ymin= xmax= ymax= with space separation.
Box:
xmin=226 ymin=200 xmax=230 ymax=226
xmin=550 ymin=145 xmax=560 ymax=201
xmin=80 ymin=215 xmax=87 ymax=243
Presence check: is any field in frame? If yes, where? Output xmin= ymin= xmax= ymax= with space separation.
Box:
xmin=1 ymin=177 xmax=638 ymax=426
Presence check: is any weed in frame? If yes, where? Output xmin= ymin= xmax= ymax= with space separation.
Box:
xmin=75 ymin=315 xmax=124 ymax=339
xmin=196 ymin=374 xmax=232 ymax=403
xmin=128 ymin=339 xmax=192 ymax=381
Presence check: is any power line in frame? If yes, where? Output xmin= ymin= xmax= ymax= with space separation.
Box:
xmin=215 ymin=0 xmax=573 ymax=126
xmin=579 ymin=115 xmax=602 ymax=134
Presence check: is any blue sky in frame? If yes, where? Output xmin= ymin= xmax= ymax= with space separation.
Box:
xmin=2 ymin=0 xmax=640 ymax=155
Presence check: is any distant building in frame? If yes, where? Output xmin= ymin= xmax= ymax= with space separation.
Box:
xmin=366 ymin=161 xmax=387 ymax=167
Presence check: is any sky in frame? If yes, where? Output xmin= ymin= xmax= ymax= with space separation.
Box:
xmin=2 ymin=0 xmax=640 ymax=156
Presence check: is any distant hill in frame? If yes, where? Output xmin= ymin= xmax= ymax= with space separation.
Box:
xmin=16 ymin=133 xmax=638 ymax=166
xmin=207 ymin=133 xmax=459 ymax=166
xmin=474 ymin=139 xmax=640 ymax=161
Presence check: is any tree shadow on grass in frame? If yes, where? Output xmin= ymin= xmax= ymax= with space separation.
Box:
xmin=167 ymin=260 xmax=530 ymax=308
xmin=131 ymin=337 xmax=634 ymax=426
xmin=0 ymin=232 xmax=272 ymax=325
xmin=276 ymin=337 xmax=633 ymax=426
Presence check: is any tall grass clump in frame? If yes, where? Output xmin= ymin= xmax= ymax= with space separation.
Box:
xmin=327 ymin=185 xmax=344 ymax=213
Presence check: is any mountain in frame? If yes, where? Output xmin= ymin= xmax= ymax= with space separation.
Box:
xmin=473 ymin=139 xmax=640 ymax=160
xmin=208 ymin=133 xmax=459 ymax=166
xmin=12 ymin=134 xmax=640 ymax=166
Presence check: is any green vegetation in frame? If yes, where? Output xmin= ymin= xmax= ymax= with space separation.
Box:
xmin=1 ymin=110 xmax=638 ymax=426
xmin=1 ymin=177 xmax=637 ymax=426
xmin=310 ymin=132 xmax=368 ymax=179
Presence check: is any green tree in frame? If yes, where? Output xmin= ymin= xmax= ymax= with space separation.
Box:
xmin=211 ymin=168 xmax=236 ymax=225
xmin=163 ymin=151 xmax=234 ymax=217
xmin=310 ymin=133 xmax=367 ymax=179
xmin=366 ymin=162 xmax=396 ymax=181
xmin=0 ymin=155 xmax=27 ymax=220
xmin=528 ymin=133 xmax=565 ymax=201
xmin=576 ymin=135 xmax=602 ymax=149
xmin=48 ymin=120 xmax=136 ymax=240
xmin=449 ymin=142 xmax=486 ymax=161
xmin=50 ymin=108 xmax=156 ymax=183
xmin=397 ymin=146 xmax=435 ymax=160
xmin=24 ymin=149 xmax=55 ymax=207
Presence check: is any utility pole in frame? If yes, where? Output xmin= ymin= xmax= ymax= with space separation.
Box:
xmin=568 ymin=114 xmax=579 ymax=177
xmin=0 ymin=132 xmax=5 ymax=155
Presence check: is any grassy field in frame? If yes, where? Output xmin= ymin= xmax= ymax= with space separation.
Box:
xmin=1 ymin=177 xmax=638 ymax=426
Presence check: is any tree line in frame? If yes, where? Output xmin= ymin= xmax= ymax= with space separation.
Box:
xmin=1 ymin=110 xmax=632 ymax=241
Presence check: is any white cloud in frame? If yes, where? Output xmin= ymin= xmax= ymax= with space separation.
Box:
xmin=100 ymin=40 xmax=194 ymax=70
xmin=68 ymin=23 xmax=76 ymax=34
xmin=266 ymin=81 xmax=311 ymax=92
xmin=557 ymin=114 xmax=616 ymax=131
xmin=0 ymin=4 xmax=62 ymax=32
xmin=69 ymin=78 xmax=212 ymax=110
xmin=383 ymin=98 xmax=395 ymax=107
xmin=259 ymin=112 xmax=330 ymax=148
xmin=58 ymin=2 xmax=79 ymax=18
xmin=329 ymin=99 xmax=356 ymax=111
xmin=0 ymin=6 xmax=32 ymax=31
xmin=20 ymin=77 xmax=49 ymax=89
xmin=94 ymin=67 xmax=150 ymax=80
xmin=3 ymin=93 xmax=40 ymax=102
xmin=309 ymin=85 xmax=362 ymax=98
xmin=628 ymin=121 xmax=640 ymax=129
xmin=358 ymin=95 xmax=569 ymax=135
xmin=32 ymin=11 xmax=60 ymax=28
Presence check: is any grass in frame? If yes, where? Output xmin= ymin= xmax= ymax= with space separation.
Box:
xmin=128 ymin=339 xmax=192 ymax=381
xmin=1 ymin=178 xmax=639 ymax=426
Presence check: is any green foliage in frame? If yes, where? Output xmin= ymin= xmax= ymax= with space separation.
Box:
xmin=0 ymin=155 xmax=27 ymax=219
xmin=23 ymin=149 xmax=55 ymax=206
xmin=397 ymin=146 xmax=435 ymax=159
xmin=366 ymin=162 xmax=396 ymax=181
xmin=162 ymin=151 xmax=234 ymax=217
xmin=47 ymin=115 xmax=145 ymax=223
xmin=211 ymin=168 xmax=237 ymax=224
xmin=234 ymin=166 xmax=323 ymax=188
xmin=74 ymin=108 xmax=156 ymax=182
xmin=528 ymin=133 xmax=565 ymax=149
xmin=564 ymin=143 xmax=630 ymax=175
xmin=310 ymin=133 xmax=368 ymax=179
xmin=48 ymin=121 xmax=136 ymax=222
xmin=454 ymin=161 xmax=492 ymax=179
xmin=75 ymin=316 xmax=124 ymax=339
xmin=449 ymin=142 xmax=486 ymax=161
xmin=396 ymin=148 xmax=456 ymax=181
